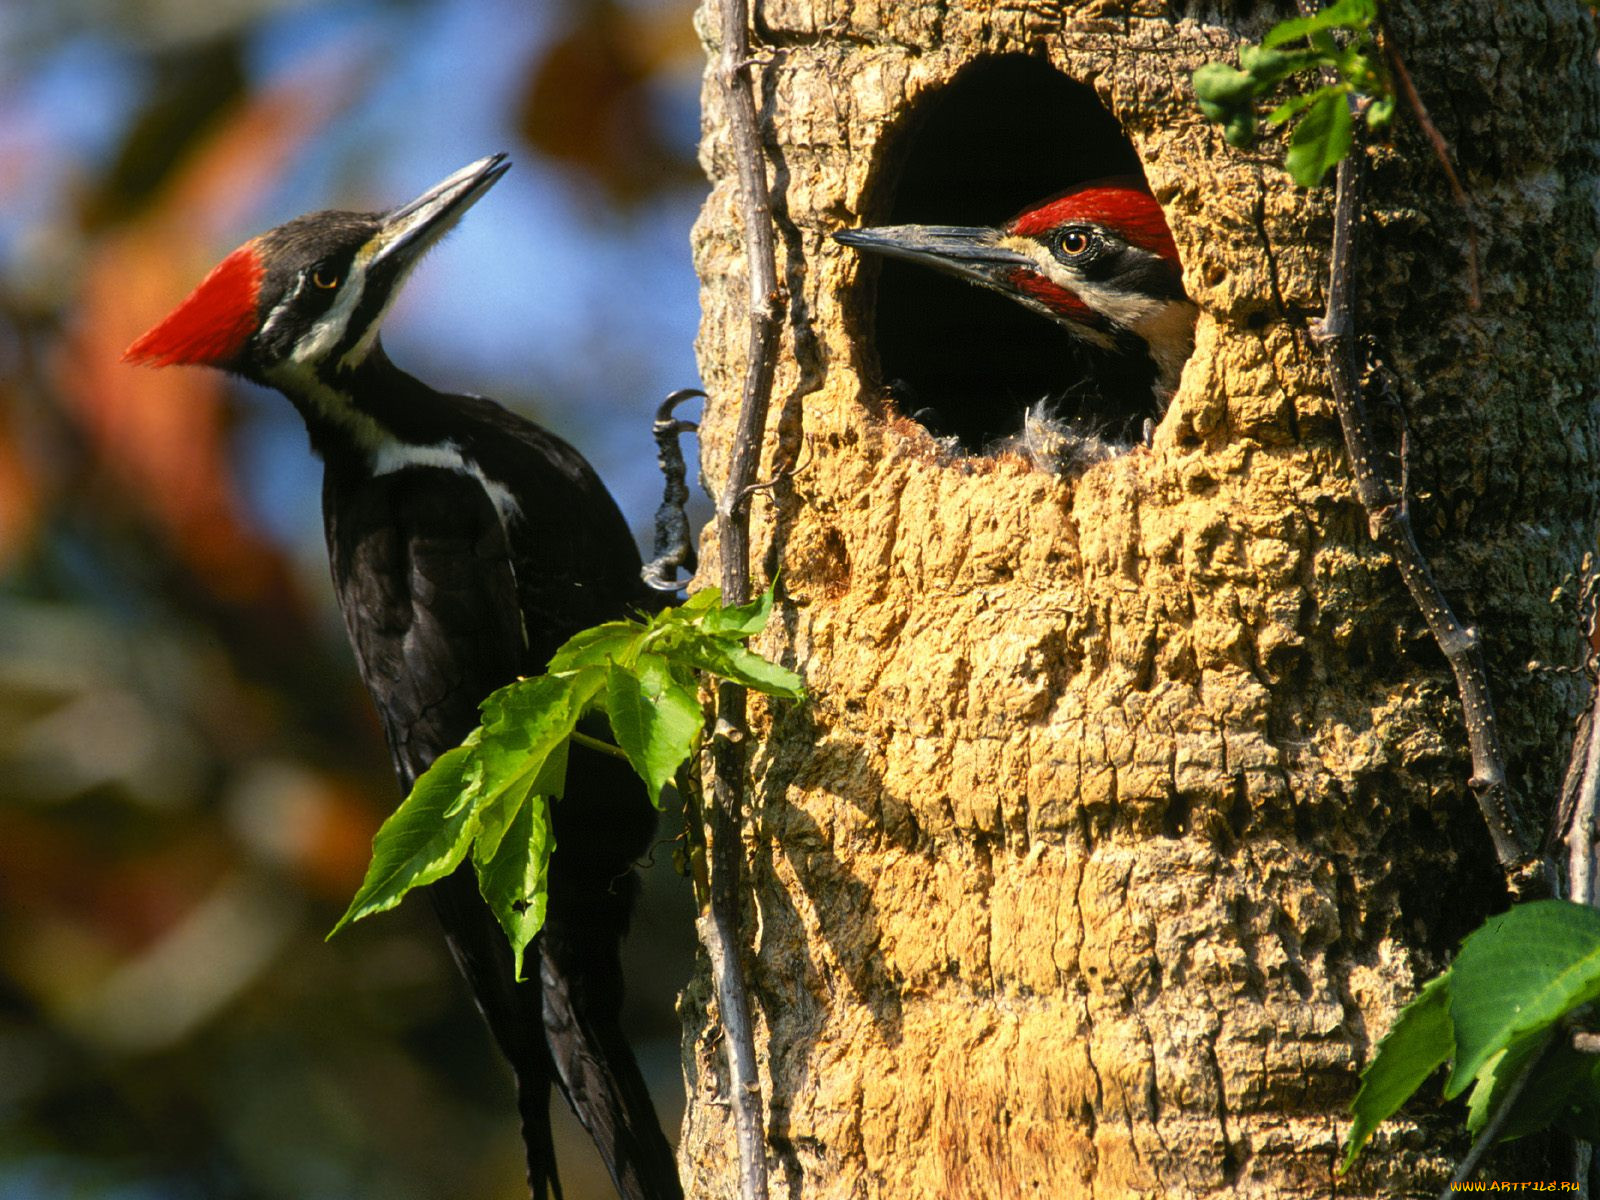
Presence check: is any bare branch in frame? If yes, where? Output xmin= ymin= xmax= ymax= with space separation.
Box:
xmin=1439 ymin=1034 xmax=1555 ymax=1199
xmin=1310 ymin=106 xmax=1546 ymax=892
xmin=703 ymin=0 xmax=784 ymax=1193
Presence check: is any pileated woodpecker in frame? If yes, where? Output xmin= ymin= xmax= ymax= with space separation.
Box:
xmin=126 ymin=155 xmax=681 ymax=1200
xmin=834 ymin=177 xmax=1195 ymax=465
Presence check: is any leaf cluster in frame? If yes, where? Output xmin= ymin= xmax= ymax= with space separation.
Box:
xmin=1343 ymin=901 xmax=1600 ymax=1171
xmin=1192 ymin=0 xmax=1394 ymax=187
xmin=328 ymin=586 xmax=802 ymax=978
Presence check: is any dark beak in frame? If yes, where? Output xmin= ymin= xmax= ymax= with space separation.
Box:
xmin=833 ymin=224 xmax=1034 ymax=290
xmin=369 ymin=153 xmax=512 ymax=273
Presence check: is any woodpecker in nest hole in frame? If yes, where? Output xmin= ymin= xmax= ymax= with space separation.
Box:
xmin=835 ymin=176 xmax=1196 ymax=473
xmin=126 ymin=155 xmax=681 ymax=1200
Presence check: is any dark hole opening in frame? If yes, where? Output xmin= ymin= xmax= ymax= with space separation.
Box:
xmin=852 ymin=55 xmax=1163 ymax=455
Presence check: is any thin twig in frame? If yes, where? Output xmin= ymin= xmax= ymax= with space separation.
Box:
xmin=1439 ymin=1034 xmax=1556 ymax=1199
xmin=570 ymin=729 xmax=631 ymax=762
xmin=1562 ymin=694 xmax=1600 ymax=905
xmin=643 ymin=388 xmax=703 ymax=593
xmin=1553 ymin=557 xmax=1600 ymax=893
xmin=1310 ymin=104 xmax=1543 ymax=891
xmin=704 ymin=0 xmax=783 ymax=1194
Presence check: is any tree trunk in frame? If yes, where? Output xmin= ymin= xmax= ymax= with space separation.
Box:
xmin=682 ymin=2 xmax=1600 ymax=1196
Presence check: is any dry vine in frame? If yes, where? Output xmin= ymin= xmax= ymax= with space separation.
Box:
xmin=1310 ymin=108 xmax=1546 ymax=895
xmin=703 ymin=0 xmax=782 ymax=1196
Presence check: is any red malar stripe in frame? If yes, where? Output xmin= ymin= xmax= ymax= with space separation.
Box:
xmin=124 ymin=241 xmax=265 ymax=368
xmin=1010 ymin=271 xmax=1107 ymax=328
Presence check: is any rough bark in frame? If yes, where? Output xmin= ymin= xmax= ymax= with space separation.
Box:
xmin=682 ymin=2 xmax=1600 ymax=1196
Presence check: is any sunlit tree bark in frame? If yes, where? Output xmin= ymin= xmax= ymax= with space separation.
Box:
xmin=684 ymin=2 xmax=1600 ymax=1194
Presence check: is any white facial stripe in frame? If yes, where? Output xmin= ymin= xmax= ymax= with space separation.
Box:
xmin=258 ymin=274 xmax=308 ymax=347
xmin=288 ymin=244 xmax=375 ymax=367
xmin=1001 ymin=236 xmax=1195 ymax=394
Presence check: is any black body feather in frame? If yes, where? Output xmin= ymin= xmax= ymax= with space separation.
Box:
xmin=317 ymin=350 xmax=680 ymax=1200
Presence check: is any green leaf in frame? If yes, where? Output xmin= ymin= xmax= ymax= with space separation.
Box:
xmin=477 ymin=670 xmax=603 ymax=781
xmin=474 ymin=790 xmax=552 ymax=981
xmin=1223 ymin=111 xmax=1259 ymax=149
xmin=1262 ymin=0 xmax=1376 ymax=48
xmin=330 ymin=744 xmax=482 ymax=936
xmin=1446 ymin=900 xmax=1600 ymax=1099
xmin=1366 ymin=95 xmax=1396 ymax=129
xmin=545 ymin=621 xmax=644 ymax=673
xmin=664 ymin=634 xmax=804 ymax=699
xmin=1285 ymin=90 xmax=1353 ymax=187
xmin=1267 ymin=83 xmax=1349 ymax=128
xmin=471 ymin=736 xmax=570 ymax=870
xmin=605 ymin=656 xmax=704 ymax=806
xmin=1238 ymin=44 xmax=1323 ymax=90
xmin=698 ymin=582 xmax=777 ymax=638
xmin=674 ymin=587 xmax=724 ymax=615
xmin=1342 ymin=972 xmax=1453 ymax=1172
xmin=1554 ymin=1050 xmax=1600 ymax=1142
xmin=1464 ymin=1029 xmax=1552 ymax=1135
xmin=1491 ymin=1038 xmax=1600 ymax=1143
xmin=1193 ymin=62 xmax=1259 ymax=122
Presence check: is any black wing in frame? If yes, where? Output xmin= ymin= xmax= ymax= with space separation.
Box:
xmin=323 ymin=464 xmax=564 ymax=1196
xmin=322 ymin=413 xmax=680 ymax=1200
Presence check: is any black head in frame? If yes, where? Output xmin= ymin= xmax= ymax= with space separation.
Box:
xmin=126 ymin=154 xmax=511 ymax=383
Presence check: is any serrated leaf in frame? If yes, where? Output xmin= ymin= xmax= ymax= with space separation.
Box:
xmin=664 ymin=634 xmax=804 ymax=698
xmin=1341 ymin=972 xmax=1453 ymax=1172
xmin=474 ymin=790 xmax=552 ymax=981
xmin=1446 ymin=900 xmax=1600 ymax=1099
xmin=1464 ymin=1030 xmax=1551 ymax=1135
xmin=546 ymin=620 xmax=645 ymax=672
xmin=698 ymin=582 xmax=777 ymax=638
xmin=472 ymin=778 xmax=529 ymax=868
xmin=1285 ymin=91 xmax=1353 ymax=187
xmin=1262 ymin=0 xmax=1376 ymax=48
xmin=471 ymin=737 xmax=569 ymax=868
xmin=1491 ymin=1037 xmax=1600 ymax=1143
xmin=674 ymin=587 xmax=724 ymax=614
xmin=476 ymin=669 xmax=603 ymax=788
xmin=330 ymin=744 xmax=482 ymax=936
xmin=605 ymin=656 xmax=705 ymax=806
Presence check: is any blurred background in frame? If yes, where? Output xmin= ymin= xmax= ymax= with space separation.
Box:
xmin=0 ymin=0 xmax=706 ymax=1196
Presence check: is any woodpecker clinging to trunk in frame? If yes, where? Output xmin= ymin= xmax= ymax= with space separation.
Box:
xmin=126 ymin=155 xmax=681 ymax=1200
xmin=834 ymin=177 xmax=1195 ymax=469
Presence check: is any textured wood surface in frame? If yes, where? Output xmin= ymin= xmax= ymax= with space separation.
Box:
xmin=682 ymin=3 xmax=1600 ymax=1195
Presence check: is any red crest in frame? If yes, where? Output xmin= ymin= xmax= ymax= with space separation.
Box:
xmin=124 ymin=241 xmax=265 ymax=367
xmin=1007 ymin=178 xmax=1179 ymax=265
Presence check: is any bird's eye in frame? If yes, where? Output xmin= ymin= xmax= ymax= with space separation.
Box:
xmin=311 ymin=267 xmax=340 ymax=290
xmin=1057 ymin=229 xmax=1092 ymax=256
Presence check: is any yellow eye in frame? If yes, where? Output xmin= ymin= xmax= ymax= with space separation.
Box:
xmin=312 ymin=268 xmax=340 ymax=290
xmin=1059 ymin=230 xmax=1090 ymax=256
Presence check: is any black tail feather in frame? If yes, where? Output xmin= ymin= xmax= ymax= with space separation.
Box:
xmin=515 ymin=1064 xmax=563 ymax=1200
xmin=425 ymin=858 xmax=680 ymax=1200
xmin=540 ymin=886 xmax=682 ymax=1200
xmin=425 ymin=866 xmax=562 ymax=1199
